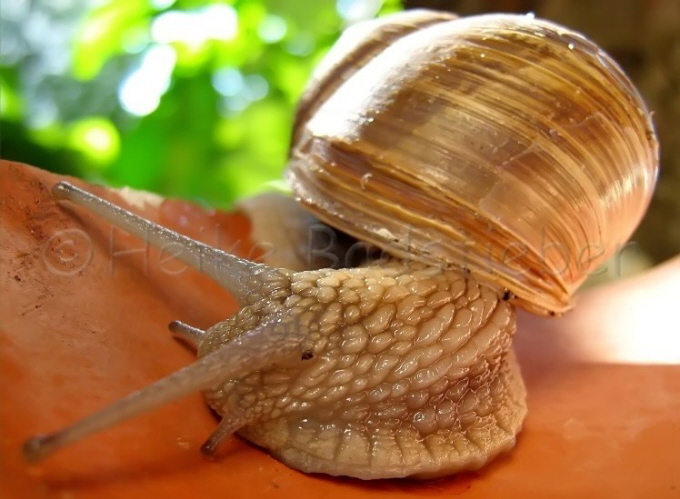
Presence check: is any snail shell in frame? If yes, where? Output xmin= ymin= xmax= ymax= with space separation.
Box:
xmin=287 ymin=12 xmax=659 ymax=316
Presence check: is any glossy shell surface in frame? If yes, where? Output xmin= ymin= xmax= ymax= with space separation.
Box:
xmin=287 ymin=12 xmax=659 ymax=315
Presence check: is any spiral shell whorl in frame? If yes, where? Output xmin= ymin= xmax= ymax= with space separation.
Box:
xmin=292 ymin=9 xmax=458 ymax=146
xmin=287 ymin=12 xmax=659 ymax=315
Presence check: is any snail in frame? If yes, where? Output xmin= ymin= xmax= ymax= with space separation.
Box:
xmin=21 ymin=10 xmax=658 ymax=480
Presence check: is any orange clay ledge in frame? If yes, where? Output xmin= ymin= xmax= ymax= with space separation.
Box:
xmin=1 ymin=160 xmax=679 ymax=498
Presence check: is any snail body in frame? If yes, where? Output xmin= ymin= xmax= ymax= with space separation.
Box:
xmin=200 ymin=259 xmax=524 ymax=478
xmin=23 ymin=10 xmax=657 ymax=480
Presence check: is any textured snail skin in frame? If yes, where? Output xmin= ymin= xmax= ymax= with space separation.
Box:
xmin=199 ymin=260 xmax=525 ymax=479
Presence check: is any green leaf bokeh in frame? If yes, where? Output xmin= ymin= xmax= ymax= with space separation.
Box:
xmin=0 ymin=0 xmax=403 ymax=206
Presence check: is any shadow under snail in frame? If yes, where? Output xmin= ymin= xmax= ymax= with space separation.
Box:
xmin=22 ymin=10 xmax=659 ymax=480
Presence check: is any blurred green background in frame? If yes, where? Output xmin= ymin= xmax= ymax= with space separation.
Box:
xmin=2 ymin=0 xmax=678 ymax=264
xmin=0 ymin=0 xmax=401 ymax=207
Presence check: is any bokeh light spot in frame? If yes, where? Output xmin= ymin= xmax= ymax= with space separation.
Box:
xmin=0 ymin=79 xmax=23 ymax=119
xmin=118 ymin=44 xmax=176 ymax=116
xmin=151 ymin=0 xmax=175 ymax=9
xmin=336 ymin=0 xmax=382 ymax=23
xmin=258 ymin=15 xmax=287 ymax=43
xmin=212 ymin=68 xmax=244 ymax=97
xmin=151 ymin=5 xmax=238 ymax=47
xmin=244 ymin=74 xmax=269 ymax=101
xmin=68 ymin=117 xmax=120 ymax=167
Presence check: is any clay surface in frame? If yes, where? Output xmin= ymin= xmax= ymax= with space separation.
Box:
xmin=1 ymin=161 xmax=679 ymax=497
